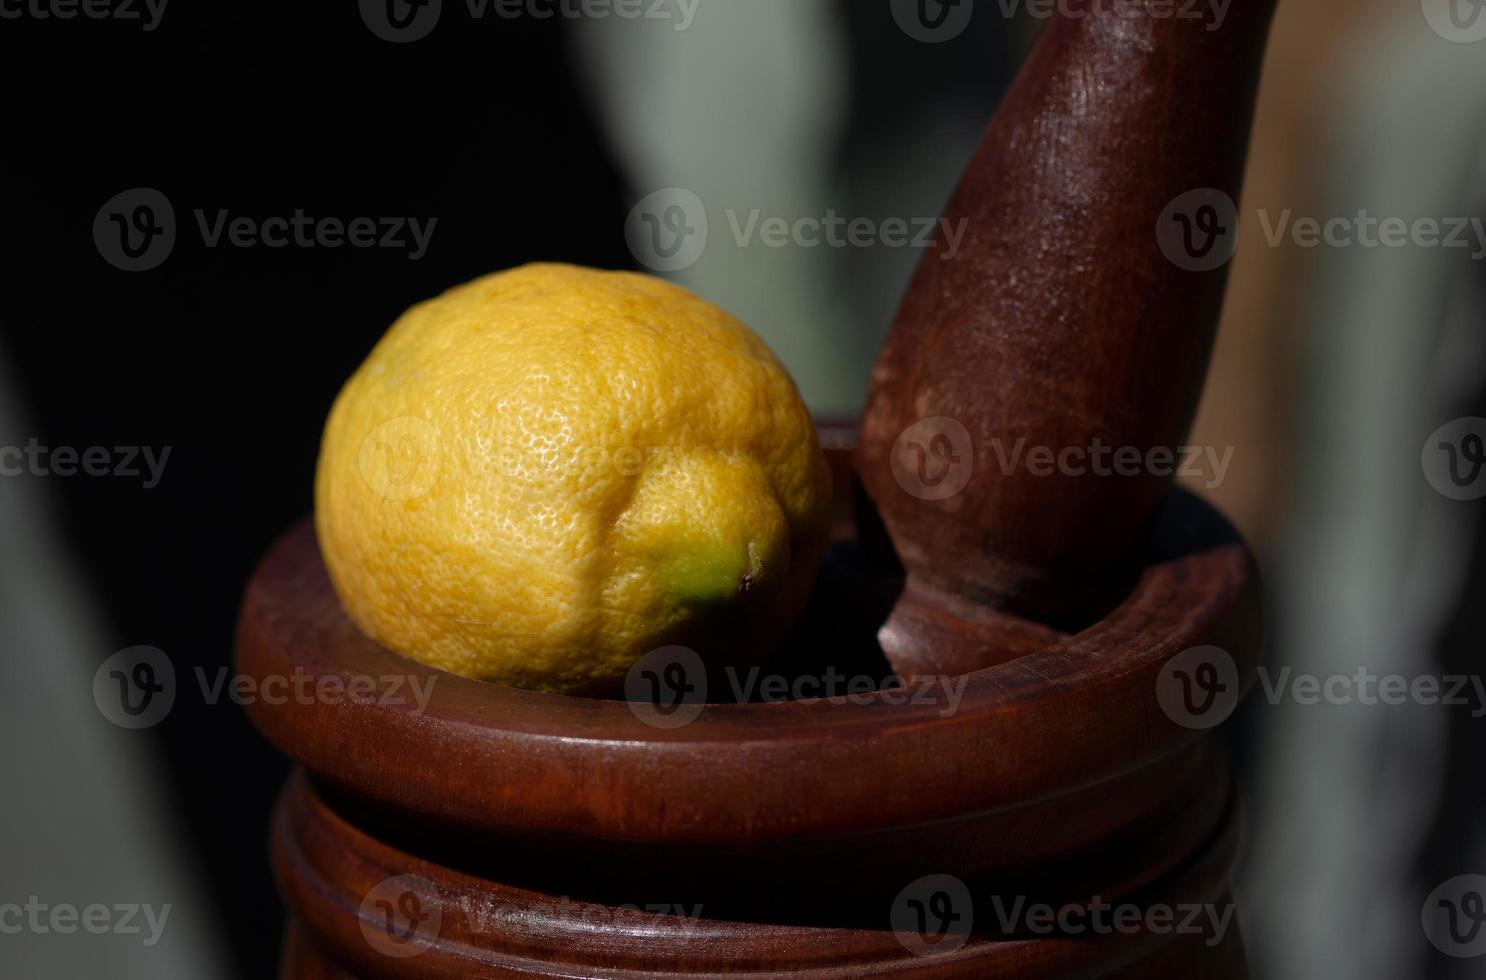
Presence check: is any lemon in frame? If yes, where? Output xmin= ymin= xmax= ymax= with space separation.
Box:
xmin=314 ymin=263 xmax=831 ymax=695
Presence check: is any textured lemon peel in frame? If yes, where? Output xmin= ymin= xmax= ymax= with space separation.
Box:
xmin=314 ymin=263 xmax=831 ymax=694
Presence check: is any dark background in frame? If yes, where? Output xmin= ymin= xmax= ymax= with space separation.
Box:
xmin=0 ymin=5 xmax=1026 ymax=975
xmin=0 ymin=6 xmax=634 ymax=975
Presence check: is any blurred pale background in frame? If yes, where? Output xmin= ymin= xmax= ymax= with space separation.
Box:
xmin=577 ymin=3 xmax=1486 ymax=978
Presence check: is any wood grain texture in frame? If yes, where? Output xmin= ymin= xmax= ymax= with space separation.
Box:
xmin=240 ymin=3 xmax=1281 ymax=972
xmin=238 ymin=438 xmax=1260 ymax=976
xmin=856 ymin=1 xmax=1279 ymax=675
xmin=272 ymin=769 xmax=1247 ymax=978
xmin=236 ymin=480 xmax=1255 ymax=852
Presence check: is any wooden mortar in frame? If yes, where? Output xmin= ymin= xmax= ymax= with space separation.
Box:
xmin=238 ymin=3 xmax=1277 ymax=974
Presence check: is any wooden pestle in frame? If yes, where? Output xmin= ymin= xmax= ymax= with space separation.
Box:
xmin=856 ymin=0 xmax=1279 ymax=676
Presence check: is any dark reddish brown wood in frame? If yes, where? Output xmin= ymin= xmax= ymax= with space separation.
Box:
xmin=237 ymin=483 xmax=1255 ymax=853
xmin=271 ymin=767 xmax=1247 ymax=978
xmin=856 ymin=1 xmax=1278 ymax=675
xmin=239 ymin=435 xmax=1260 ymax=976
xmin=242 ymin=5 xmax=1279 ymax=973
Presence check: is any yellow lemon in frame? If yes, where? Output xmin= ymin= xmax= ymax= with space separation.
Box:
xmin=315 ymin=263 xmax=831 ymax=695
